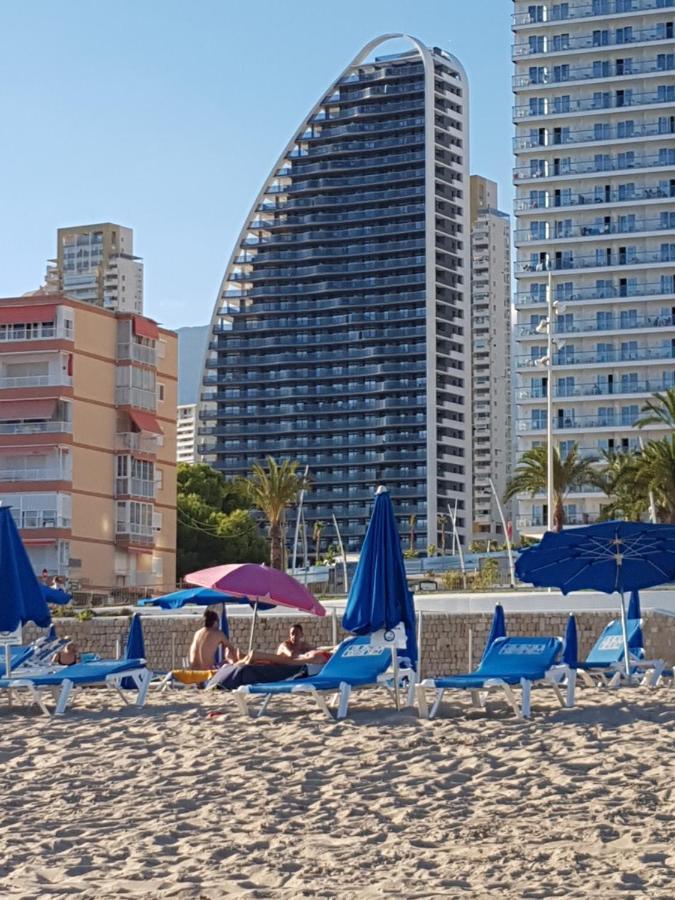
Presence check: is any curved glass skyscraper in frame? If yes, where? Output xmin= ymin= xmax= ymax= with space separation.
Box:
xmin=200 ymin=34 xmax=470 ymax=552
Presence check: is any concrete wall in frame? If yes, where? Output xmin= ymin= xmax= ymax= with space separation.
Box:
xmin=24 ymin=608 xmax=675 ymax=678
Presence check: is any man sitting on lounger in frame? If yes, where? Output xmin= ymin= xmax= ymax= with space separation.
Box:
xmin=189 ymin=610 xmax=241 ymax=670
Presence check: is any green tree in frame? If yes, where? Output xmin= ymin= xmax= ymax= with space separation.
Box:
xmin=635 ymin=387 xmax=675 ymax=430
xmin=504 ymin=443 xmax=599 ymax=532
xmin=636 ymin=436 xmax=675 ymax=523
xmin=245 ymin=457 xmax=305 ymax=570
xmin=596 ymin=450 xmax=648 ymax=522
xmin=177 ymin=463 xmax=250 ymax=513
xmin=437 ymin=513 xmax=447 ymax=556
xmin=408 ymin=513 xmax=417 ymax=551
xmin=312 ymin=520 xmax=324 ymax=565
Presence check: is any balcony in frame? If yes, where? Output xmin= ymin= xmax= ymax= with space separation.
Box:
xmin=513 ymin=22 xmax=673 ymax=57
xmin=517 ymin=312 xmax=674 ymax=336
xmin=513 ymin=56 xmax=675 ymax=90
xmin=117 ymin=342 xmax=156 ymax=366
xmin=516 ymin=247 xmax=675 ymax=274
xmin=115 ymin=387 xmax=157 ymax=412
xmin=518 ymin=414 xmax=643 ymax=431
xmin=115 ymin=477 xmax=156 ymax=499
xmin=114 ymin=432 xmax=159 ymax=454
xmin=516 ymin=514 xmax=602 ymax=530
xmin=516 ymin=216 xmax=675 ymax=245
xmin=516 ymin=344 xmax=675 ymax=367
xmin=517 ymin=376 xmax=673 ymax=399
xmin=12 ymin=510 xmax=71 ymax=530
xmin=0 ymin=322 xmax=74 ymax=343
xmin=513 ymin=0 xmax=674 ymax=28
xmin=0 ymin=374 xmax=73 ymax=390
xmin=0 ymin=420 xmax=72 ymax=436
xmin=115 ymin=523 xmax=154 ymax=546
xmin=514 ymin=89 xmax=675 ymax=121
xmin=514 ymin=150 xmax=675 ymax=182
xmin=514 ymin=118 xmax=675 ymax=153
xmin=515 ymin=182 xmax=675 ymax=213
xmin=0 ymin=465 xmax=71 ymax=484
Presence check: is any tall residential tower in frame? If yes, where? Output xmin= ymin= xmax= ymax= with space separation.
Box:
xmin=199 ymin=35 xmax=471 ymax=551
xmin=512 ymin=0 xmax=675 ymax=533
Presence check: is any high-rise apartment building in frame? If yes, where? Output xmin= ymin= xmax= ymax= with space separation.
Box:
xmin=512 ymin=0 xmax=675 ymax=533
xmin=470 ymin=176 xmax=512 ymax=541
xmin=0 ymin=293 xmax=176 ymax=591
xmin=177 ymin=403 xmax=197 ymax=464
xmin=45 ymin=223 xmax=144 ymax=314
xmin=199 ymin=34 xmax=471 ymax=552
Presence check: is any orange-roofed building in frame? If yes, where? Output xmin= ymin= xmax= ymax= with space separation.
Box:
xmin=0 ymin=293 xmax=176 ymax=593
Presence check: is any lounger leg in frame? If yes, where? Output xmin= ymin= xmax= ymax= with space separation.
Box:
xmin=415 ymin=684 xmax=429 ymax=719
xmin=54 ymin=679 xmax=74 ymax=716
xmin=405 ymin=672 xmax=417 ymax=708
xmin=470 ymin=690 xmax=482 ymax=709
xmin=136 ymin=670 xmax=151 ymax=707
xmin=429 ymin=688 xmax=445 ymax=719
xmin=566 ymin=669 xmax=576 ymax=708
xmin=608 ymin=670 xmax=622 ymax=690
xmin=578 ymin=670 xmax=596 ymax=689
xmin=313 ymin=691 xmax=334 ymax=720
xmin=234 ymin=688 xmax=251 ymax=717
xmin=255 ymin=693 xmax=272 ymax=718
xmin=336 ymin=682 xmax=351 ymax=720
xmin=520 ymin=679 xmax=531 ymax=719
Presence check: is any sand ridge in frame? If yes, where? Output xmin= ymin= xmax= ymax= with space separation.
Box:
xmin=0 ymin=687 xmax=673 ymax=899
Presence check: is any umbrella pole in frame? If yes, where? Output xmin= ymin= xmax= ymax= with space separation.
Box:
xmin=391 ymin=647 xmax=400 ymax=711
xmin=248 ymin=601 xmax=259 ymax=655
xmin=619 ymin=591 xmax=631 ymax=680
xmin=5 ymin=645 xmax=12 ymax=707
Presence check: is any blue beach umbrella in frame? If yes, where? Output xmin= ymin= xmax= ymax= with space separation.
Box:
xmin=481 ymin=604 xmax=506 ymax=664
xmin=0 ymin=506 xmax=51 ymax=635
xmin=627 ymin=589 xmax=644 ymax=651
xmin=343 ymin=486 xmax=418 ymax=674
xmin=41 ymin=584 xmax=73 ymax=605
xmin=137 ymin=587 xmax=273 ymax=612
xmin=516 ymin=521 xmax=675 ymax=676
xmin=563 ymin=614 xmax=578 ymax=667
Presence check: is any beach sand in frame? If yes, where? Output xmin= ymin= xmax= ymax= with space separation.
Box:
xmin=0 ymin=686 xmax=673 ymax=899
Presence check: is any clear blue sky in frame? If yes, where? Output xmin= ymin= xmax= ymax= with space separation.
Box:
xmin=0 ymin=1 xmax=513 ymax=329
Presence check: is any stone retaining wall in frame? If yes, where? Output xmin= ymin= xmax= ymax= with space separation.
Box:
xmin=24 ymin=609 xmax=675 ymax=678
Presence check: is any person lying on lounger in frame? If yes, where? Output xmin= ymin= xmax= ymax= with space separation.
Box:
xmin=52 ymin=639 xmax=79 ymax=666
xmin=189 ymin=610 xmax=241 ymax=670
xmin=276 ymin=623 xmax=331 ymax=660
xmin=237 ymin=625 xmax=334 ymax=669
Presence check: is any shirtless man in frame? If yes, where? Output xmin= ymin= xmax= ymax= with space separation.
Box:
xmin=276 ymin=623 xmax=315 ymax=659
xmin=188 ymin=610 xmax=240 ymax=670
xmin=237 ymin=624 xmax=332 ymax=668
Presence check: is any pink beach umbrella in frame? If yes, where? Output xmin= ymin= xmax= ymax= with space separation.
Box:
xmin=185 ymin=563 xmax=326 ymax=652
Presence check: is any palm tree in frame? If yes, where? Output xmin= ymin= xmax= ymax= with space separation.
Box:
xmin=437 ymin=513 xmax=447 ymax=556
xmin=596 ymin=450 xmax=648 ymax=522
xmin=635 ymin=436 xmax=675 ymax=523
xmin=504 ymin=443 xmax=599 ymax=531
xmin=408 ymin=514 xmax=417 ymax=552
xmin=246 ymin=457 xmax=305 ymax=570
xmin=635 ymin=386 xmax=675 ymax=430
xmin=312 ymin=520 xmax=324 ymax=565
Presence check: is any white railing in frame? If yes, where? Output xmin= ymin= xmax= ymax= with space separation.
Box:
xmin=115 ymin=387 xmax=157 ymax=411
xmin=0 ymin=324 xmax=74 ymax=343
xmin=115 ymin=478 xmax=155 ymax=499
xmin=114 ymin=432 xmax=159 ymax=453
xmin=12 ymin=510 xmax=71 ymax=529
xmin=0 ymin=467 xmax=69 ymax=482
xmin=0 ymin=421 xmax=71 ymax=435
xmin=115 ymin=522 xmax=154 ymax=544
xmin=0 ymin=375 xmax=73 ymax=389
xmin=116 ymin=342 xmax=156 ymax=366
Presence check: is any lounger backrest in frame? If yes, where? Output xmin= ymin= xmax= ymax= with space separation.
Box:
xmin=477 ymin=636 xmax=563 ymax=679
xmin=318 ymin=636 xmax=392 ymax=681
xmin=0 ymin=645 xmax=34 ymax=677
xmin=585 ymin=619 xmax=642 ymax=666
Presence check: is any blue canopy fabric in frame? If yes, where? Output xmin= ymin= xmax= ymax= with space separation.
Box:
xmin=481 ymin=604 xmax=506 ymax=664
xmin=515 ymin=521 xmax=675 ymax=595
xmin=137 ymin=587 xmax=273 ymax=612
xmin=0 ymin=506 xmax=51 ymax=632
xmin=342 ymin=488 xmax=418 ymax=670
xmin=563 ymin=614 xmax=578 ymax=667
xmin=627 ymin=589 xmax=644 ymax=650
xmin=41 ymin=584 xmax=73 ymax=605
xmin=122 ymin=613 xmax=145 ymax=690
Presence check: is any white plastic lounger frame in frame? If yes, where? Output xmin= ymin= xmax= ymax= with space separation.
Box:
xmin=4 ymin=667 xmax=152 ymax=717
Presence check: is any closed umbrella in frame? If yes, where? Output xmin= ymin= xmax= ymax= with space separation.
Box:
xmin=122 ymin=613 xmax=145 ymax=690
xmin=0 ymin=506 xmax=51 ymax=677
xmin=627 ymin=589 xmax=644 ymax=651
xmin=342 ymin=486 xmax=417 ymax=707
xmin=516 ymin=521 xmax=675 ymax=677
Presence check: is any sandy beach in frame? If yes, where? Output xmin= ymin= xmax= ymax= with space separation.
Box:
xmin=0 ymin=687 xmax=673 ymax=900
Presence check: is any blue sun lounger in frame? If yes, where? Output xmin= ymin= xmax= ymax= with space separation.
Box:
xmin=416 ymin=636 xmax=565 ymax=720
xmin=561 ymin=619 xmax=669 ymax=691
xmin=0 ymin=659 xmax=151 ymax=716
xmin=234 ymin=635 xmax=395 ymax=719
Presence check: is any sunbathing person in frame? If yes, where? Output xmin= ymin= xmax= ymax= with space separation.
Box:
xmin=238 ymin=625 xmax=334 ymax=669
xmin=188 ymin=610 xmax=241 ymax=670
xmin=52 ymin=639 xmax=79 ymax=666
xmin=276 ymin=623 xmax=327 ymax=659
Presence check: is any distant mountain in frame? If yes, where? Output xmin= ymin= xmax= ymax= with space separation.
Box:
xmin=177 ymin=325 xmax=209 ymax=406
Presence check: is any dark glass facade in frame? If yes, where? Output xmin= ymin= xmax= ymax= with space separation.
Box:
xmin=200 ymin=37 xmax=470 ymax=551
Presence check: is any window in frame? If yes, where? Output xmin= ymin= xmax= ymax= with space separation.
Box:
xmin=157 ymin=383 xmax=165 ymax=402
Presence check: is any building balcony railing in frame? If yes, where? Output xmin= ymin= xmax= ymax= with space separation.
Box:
xmin=513 ymin=0 xmax=674 ymax=28
xmin=246 ymin=237 xmax=427 ymax=266
xmin=0 ymin=323 xmax=74 ymax=343
xmin=0 ymin=374 xmax=72 ymax=390
xmin=513 ymin=57 xmax=675 ymax=90
xmin=12 ymin=510 xmax=71 ymax=530
xmin=513 ymin=23 xmax=672 ymax=57
xmin=114 ymin=432 xmax=160 ymax=454
xmin=514 ymin=150 xmax=675 ymax=181
xmin=243 ymin=219 xmax=425 ymax=249
xmin=265 ymin=166 xmax=424 ymax=198
xmin=514 ymin=183 xmax=675 ymax=212
xmin=218 ymin=326 xmax=427 ymax=352
xmin=0 ymin=467 xmax=71 ymax=483
xmin=115 ymin=387 xmax=157 ymax=412
xmin=116 ymin=342 xmax=156 ymax=366
xmin=0 ymin=420 xmax=72 ymax=436
xmin=248 ymin=201 xmax=425 ymax=231
xmin=516 ymin=248 xmax=675 ymax=274
xmin=516 ymin=514 xmax=601 ymax=530
xmin=518 ymin=415 xmax=642 ymax=432
xmin=517 ymin=376 xmax=674 ymax=399
xmin=515 ymin=216 xmax=675 ymax=244
xmin=514 ymin=118 xmax=675 ymax=152
xmin=115 ymin=478 xmax=156 ymax=499
xmin=237 ymin=253 xmax=427 ymax=283
xmin=514 ymin=90 xmax=675 ymax=120
xmin=516 ymin=345 xmax=675 ymax=367
xmin=115 ymin=523 xmax=154 ymax=546
xmin=517 ymin=313 xmax=674 ymax=336
xmin=289 ymin=150 xmax=425 ymax=178
xmin=224 ymin=272 xmax=426 ymax=300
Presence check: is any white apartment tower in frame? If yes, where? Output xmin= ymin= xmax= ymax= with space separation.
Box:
xmin=177 ymin=403 xmax=197 ymax=464
xmin=512 ymin=0 xmax=675 ymax=533
xmin=46 ymin=223 xmax=144 ymax=314
xmin=470 ymin=176 xmax=512 ymax=542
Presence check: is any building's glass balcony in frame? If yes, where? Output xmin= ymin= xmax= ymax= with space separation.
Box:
xmin=261 ymin=184 xmax=425 ymax=213
xmin=515 ymin=216 xmax=675 ymax=244
xmin=115 ymin=523 xmax=154 ymax=546
xmin=513 ymin=56 xmax=675 ymax=90
xmin=337 ymin=63 xmax=423 ymax=87
xmin=291 ymin=132 xmax=423 ymax=161
xmin=311 ymin=98 xmax=425 ymax=123
xmin=0 ymin=374 xmax=72 ymax=390
xmin=115 ymin=477 xmax=156 ymax=499
xmin=241 ymin=254 xmax=426 ymax=283
xmin=217 ymin=343 xmax=426 ymax=367
xmin=116 ymin=342 xmax=156 ymax=366
xmin=516 ymin=247 xmax=675 ymax=273
xmin=249 ymin=202 xmax=425 ymax=230
xmin=244 ymin=219 xmax=425 ymax=249
xmin=0 ymin=420 xmax=72 ymax=436
xmin=304 ymin=116 xmax=426 ymax=142
xmin=514 ymin=88 xmax=675 ymax=120
xmin=516 ymin=344 xmax=675 ymax=367
xmin=115 ymin=387 xmax=157 ymax=412
xmin=0 ymin=466 xmax=71 ymax=483
xmin=289 ymin=150 xmax=425 ymax=177
xmin=514 ymin=150 xmax=675 ymax=181
xmin=224 ymin=307 xmax=425 ymax=335
xmin=518 ymin=414 xmax=644 ymax=432
xmin=242 ymin=272 xmax=426 ymax=298
xmin=513 ymin=0 xmax=674 ymax=28
xmin=0 ymin=322 xmax=73 ymax=343
xmin=12 ymin=509 xmax=71 ymax=530
xmin=250 ymin=237 xmax=426 ymax=264
xmin=513 ymin=23 xmax=673 ymax=57
xmin=329 ymin=80 xmax=425 ymax=103
xmin=516 ymin=514 xmax=602 ymax=530
xmin=514 ymin=118 xmax=675 ymax=152
xmin=515 ymin=182 xmax=675 ymax=212
xmin=114 ymin=432 xmax=160 ymax=454
xmin=268 ymin=166 xmax=424 ymax=196
xmin=517 ymin=375 xmax=674 ymax=400
xmin=517 ymin=312 xmax=674 ymax=336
